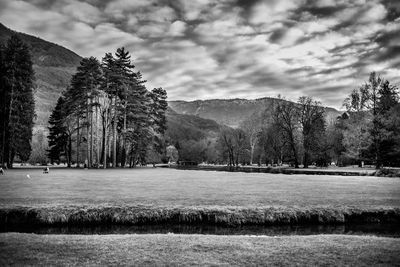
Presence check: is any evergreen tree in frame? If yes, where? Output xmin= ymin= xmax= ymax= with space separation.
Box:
xmin=47 ymin=96 xmax=70 ymax=166
xmin=376 ymin=81 xmax=399 ymax=166
xmin=114 ymin=47 xmax=142 ymax=167
xmin=149 ymin=87 xmax=168 ymax=156
xmin=0 ymin=35 xmax=35 ymax=167
xmin=0 ymin=43 xmax=6 ymax=166
xmin=67 ymin=57 xmax=102 ymax=167
xmin=45 ymin=47 xmax=169 ymax=169
xmin=344 ymin=72 xmax=399 ymax=168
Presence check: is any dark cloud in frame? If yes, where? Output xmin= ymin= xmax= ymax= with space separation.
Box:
xmin=0 ymin=0 xmax=399 ymax=109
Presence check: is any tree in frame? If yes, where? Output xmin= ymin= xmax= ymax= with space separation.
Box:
xmin=298 ymin=97 xmax=326 ymax=168
xmin=166 ymin=145 xmax=179 ymax=163
xmin=101 ymin=52 xmax=120 ymax=167
xmin=30 ymin=129 xmax=49 ymax=165
xmin=217 ymin=127 xmax=248 ymax=166
xmin=258 ymin=124 xmax=285 ymax=166
xmin=326 ymin=114 xmax=347 ymax=166
xmin=0 ymin=35 xmax=35 ymax=167
xmin=272 ymin=98 xmax=300 ymax=168
xmin=0 ymin=43 xmax=6 ymax=166
xmin=47 ymin=95 xmax=73 ymax=166
xmin=47 ymin=47 xmax=168 ymax=169
xmin=240 ymin=114 xmax=261 ymax=165
xmin=375 ymin=82 xmax=399 ymax=166
xmin=344 ymin=72 xmax=399 ymax=168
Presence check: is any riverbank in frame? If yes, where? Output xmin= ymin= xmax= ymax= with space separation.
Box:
xmin=173 ymin=165 xmax=382 ymax=176
xmin=1 ymin=205 xmax=399 ymax=227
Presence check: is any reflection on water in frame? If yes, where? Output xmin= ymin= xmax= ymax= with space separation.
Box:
xmin=1 ymin=223 xmax=399 ymax=237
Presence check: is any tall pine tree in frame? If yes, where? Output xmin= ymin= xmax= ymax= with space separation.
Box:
xmin=0 ymin=35 xmax=35 ymax=167
xmin=47 ymin=95 xmax=71 ymax=166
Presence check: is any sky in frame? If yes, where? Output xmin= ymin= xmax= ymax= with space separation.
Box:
xmin=0 ymin=0 xmax=399 ymax=109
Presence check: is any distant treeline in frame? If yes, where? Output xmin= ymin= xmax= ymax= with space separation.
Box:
xmin=168 ymin=73 xmax=400 ymax=169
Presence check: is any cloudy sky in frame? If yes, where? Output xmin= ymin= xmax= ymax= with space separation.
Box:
xmin=0 ymin=0 xmax=399 ymax=108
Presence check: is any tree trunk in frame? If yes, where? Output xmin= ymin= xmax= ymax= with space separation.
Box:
xmin=102 ymin=109 xmax=108 ymax=169
xmin=90 ymin=98 xmax=94 ymax=168
xmin=67 ymin=135 xmax=72 ymax=168
xmin=86 ymin=101 xmax=90 ymax=168
xmin=290 ymin=135 xmax=299 ymax=168
xmin=76 ymin=117 xmax=80 ymax=168
xmin=112 ymin=96 xmax=117 ymax=168
xmin=6 ymin=82 xmax=14 ymax=168
xmin=95 ymin=103 xmax=99 ymax=168
xmin=250 ymin=144 xmax=255 ymax=165
xmin=303 ymin=151 xmax=309 ymax=168
xmin=122 ymin=104 xmax=127 ymax=167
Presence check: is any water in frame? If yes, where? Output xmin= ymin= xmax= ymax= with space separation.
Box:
xmin=1 ymin=223 xmax=399 ymax=237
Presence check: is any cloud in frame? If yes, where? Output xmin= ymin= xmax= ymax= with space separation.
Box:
xmin=0 ymin=0 xmax=399 ymax=109
xmin=56 ymin=0 xmax=103 ymax=24
xmin=168 ymin=20 xmax=187 ymax=37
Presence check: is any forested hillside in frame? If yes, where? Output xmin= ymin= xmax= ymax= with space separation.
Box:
xmin=169 ymin=98 xmax=342 ymax=128
xmin=0 ymin=23 xmax=81 ymax=127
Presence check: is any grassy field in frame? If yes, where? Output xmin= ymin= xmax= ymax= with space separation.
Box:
xmin=1 ymin=168 xmax=399 ymax=208
xmin=1 ymin=233 xmax=399 ymax=266
xmin=1 ymin=168 xmax=399 ymax=226
xmin=1 ymin=168 xmax=399 ymax=265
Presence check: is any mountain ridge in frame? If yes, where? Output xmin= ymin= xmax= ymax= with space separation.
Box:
xmin=169 ymin=98 xmax=342 ymax=128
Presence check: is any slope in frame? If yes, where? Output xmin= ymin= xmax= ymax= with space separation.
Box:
xmin=0 ymin=22 xmax=82 ymax=127
xmin=169 ymin=97 xmax=342 ymax=128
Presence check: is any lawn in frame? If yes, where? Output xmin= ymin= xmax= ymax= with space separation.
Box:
xmin=1 ymin=168 xmax=399 ymax=266
xmin=0 ymin=168 xmax=399 ymax=208
xmin=1 ymin=233 xmax=399 ymax=266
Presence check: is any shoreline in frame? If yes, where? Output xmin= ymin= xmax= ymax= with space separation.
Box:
xmin=1 ymin=205 xmax=399 ymax=227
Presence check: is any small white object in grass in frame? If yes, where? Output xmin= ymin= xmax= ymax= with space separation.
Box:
xmin=26 ymin=174 xmax=31 ymax=179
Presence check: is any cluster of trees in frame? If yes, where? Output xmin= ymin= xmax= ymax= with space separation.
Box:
xmin=342 ymin=72 xmax=400 ymax=167
xmin=216 ymin=96 xmax=328 ymax=168
xmin=175 ymin=72 xmax=399 ymax=169
xmin=0 ymin=35 xmax=35 ymax=168
xmin=47 ymin=48 xmax=167 ymax=168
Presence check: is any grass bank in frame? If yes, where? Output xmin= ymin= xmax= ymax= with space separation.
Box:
xmin=1 ymin=206 xmax=399 ymax=227
xmin=1 ymin=233 xmax=399 ymax=266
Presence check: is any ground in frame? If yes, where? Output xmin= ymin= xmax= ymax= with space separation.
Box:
xmin=0 ymin=168 xmax=399 ymax=266
xmin=1 ymin=233 xmax=400 ymax=266
xmin=0 ymin=168 xmax=399 ymax=207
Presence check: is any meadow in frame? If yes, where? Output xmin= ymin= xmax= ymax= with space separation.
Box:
xmin=1 ymin=168 xmax=399 ymax=265
xmin=1 ymin=167 xmax=399 ymax=207
xmin=1 ymin=233 xmax=400 ymax=266
xmin=0 ymin=168 xmax=399 ymax=227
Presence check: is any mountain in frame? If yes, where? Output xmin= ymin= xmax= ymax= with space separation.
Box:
xmin=169 ymin=98 xmax=342 ymax=128
xmin=0 ymin=22 xmax=82 ymax=127
xmin=165 ymin=107 xmax=221 ymax=142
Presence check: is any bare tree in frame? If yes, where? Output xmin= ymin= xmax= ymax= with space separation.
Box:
xmin=272 ymin=97 xmax=300 ymax=168
xmin=240 ymin=114 xmax=261 ymax=165
xmin=298 ymin=96 xmax=325 ymax=168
